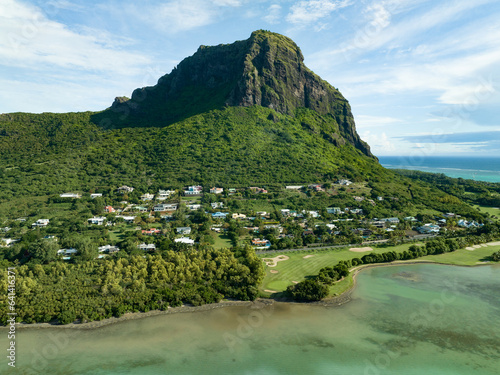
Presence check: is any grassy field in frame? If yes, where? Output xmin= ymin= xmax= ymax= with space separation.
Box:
xmin=212 ymin=233 xmax=232 ymax=249
xmin=259 ymin=243 xmax=416 ymax=293
xmin=473 ymin=205 xmax=500 ymax=219
xmin=418 ymin=244 xmax=500 ymax=265
xmin=259 ymin=242 xmax=500 ymax=297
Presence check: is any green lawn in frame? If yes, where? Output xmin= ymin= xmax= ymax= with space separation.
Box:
xmin=473 ymin=205 xmax=500 ymax=219
xmin=259 ymin=242 xmax=500 ymax=296
xmin=213 ymin=233 xmax=232 ymax=249
xmin=259 ymin=243 xmax=416 ymax=293
xmin=418 ymin=244 xmax=499 ymax=265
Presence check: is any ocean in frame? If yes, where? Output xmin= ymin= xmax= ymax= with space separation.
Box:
xmin=4 ymin=264 xmax=500 ymax=375
xmin=379 ymin=156 xmax=500 ymax=183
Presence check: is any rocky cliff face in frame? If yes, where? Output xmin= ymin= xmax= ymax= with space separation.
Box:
xmin=98 ymin=30 xmax=374 ymax=158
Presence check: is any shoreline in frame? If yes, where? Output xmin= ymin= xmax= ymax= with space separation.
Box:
xmin=9 ymin=300 xmax=272 ymax=331
xmin=311 ymin=259 xmax=493 ymax=306
xmin=4 ymin=260 xmax=492 ymax=330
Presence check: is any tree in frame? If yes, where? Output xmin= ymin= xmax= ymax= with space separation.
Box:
xmin=286 ymin=279 xmax=328 ymax=301
xmin=76 ymin=237 xmax=99 ymax=261
xmin=28 ymin=239 xmax=58 ymax=264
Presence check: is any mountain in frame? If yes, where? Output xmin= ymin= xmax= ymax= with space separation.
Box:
xmin=93 ymin=30 xmax=373 ymax=158
xmin=0 ymin=30 xmax=484 ymax=220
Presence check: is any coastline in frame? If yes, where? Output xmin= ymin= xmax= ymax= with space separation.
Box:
xmin=318 ymin=259 xmax=493 ymax=306
xmin=4 ymin=260 xmax=492 ymax=330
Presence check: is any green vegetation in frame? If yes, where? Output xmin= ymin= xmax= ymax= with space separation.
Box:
xmin=0 ymin=247 xmax=264 ymax=325
xmin=286 ymin=279 xmax=328 ymax=301
xmin=1 ymin=30 xmax=499 ymax=323
xmin=263 ymin=232 xmax=500 ymax=299
xmin=285 ymin=236 xmax=498 ymax=301
xmin=395 ymin=169 xmax=500 ymax=216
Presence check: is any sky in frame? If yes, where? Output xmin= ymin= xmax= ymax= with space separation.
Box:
xmin=1 ymin=0 xmax=499 ymax=157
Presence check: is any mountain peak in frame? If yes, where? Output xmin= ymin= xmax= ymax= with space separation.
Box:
xmin=94 ymin=31 xmax=373 ymax=158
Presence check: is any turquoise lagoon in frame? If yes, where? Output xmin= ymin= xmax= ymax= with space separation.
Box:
xmin=3 ymin=264 xmax=499 ymax=375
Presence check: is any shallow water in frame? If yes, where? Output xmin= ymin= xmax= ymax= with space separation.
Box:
xmin=379 ymin=156 xmax=500 ymax=183
xmin=3 ymin=264 xmax=500 ymax=374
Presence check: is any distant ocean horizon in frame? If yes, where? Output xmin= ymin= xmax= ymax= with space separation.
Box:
xmin=379 ymin=156 xmax=500 ymax=183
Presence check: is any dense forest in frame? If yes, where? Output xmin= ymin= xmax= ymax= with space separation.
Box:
xmin=394 ymin=169 xmax=500 ymax=208
xmin=0 ymin=247 xmax=264 ymax=325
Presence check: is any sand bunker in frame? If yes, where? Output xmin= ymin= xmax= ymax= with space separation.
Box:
xmin=303 ymin=255 xmax=315 ymax=259
xmin=466 ymin=247 xmax=475 ymax=251
xmin=349 ymin=247 xmax=373 ymax=253
xmin=264 ymin=289 xmax=277 ymax=293
xmin=292 ymin=281 xmax=299 ymax=284
xmin=262 ymin=255 xmax=290 ymax=267
xmin=473 ymin=244 xmax=483 ymax=249
xmin=270 ymin=270 xmax=279 ymax=274
xmin=487 ymin=241 xmax=500 ymax=246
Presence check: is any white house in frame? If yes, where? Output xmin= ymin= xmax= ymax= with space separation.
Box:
xmin=98 ymin=245 xmax=120 ymax=253
xmin=210 ymin=187 xmax=224 ymax=194
xmin=157 ymin=189 xmax=176 ymax=200
xmin=57 ymin=248 xmax=78 ymax=255
xmin=174 ymin=237 xmax=195 ymax=245
xmin=90 ymin=193 xmax=103 ymax=199
xmin=32 ymin=219 xmax=49 ymax=228
xmin=141 ymin=193 xmax=154 ymax=201
xmin=327 ymin=207 xmax=342 ymax=215
xmin=211 ymin=202 xmax=224 ymax=209
xmin=337 ymin=179 xmax=352 ymax=186
xmin=88 ymin=217 xmax=106 ymax=225
xmin=285 ymin=186 xmax=303 ymax=190
xmin=153 ymin=203 xmax=178 ymax=212
xmin=1 ymin=238 xmax=19 ymax=247
xmin=302 ymin=210 xmax=320 ymax=218
xmin=138 ymin=243 xmax=156 ymax=251
xmin=176 ymin=227 xmax=192 ymax=235
xmin=232 ymin=213 xmax=247 ymax=219
xmin=116 ymin=215 xmax=136 ymax=223
xmin=60 ymin=193 xmax=81 ymax=199
xmin=381 ymin=217 xmax=400 ymax=224
xmin=186 ymin=204 xmax=202 ymax=210
xmin=184 ymin=185 xmax=203 ymax=195
xmin=280 ymin=209 xmax=291 ymax=216
xmin=117 ymin=185 xmax=134 ymax=193
xmin=264 ymin=224 xmax=284 ymax=233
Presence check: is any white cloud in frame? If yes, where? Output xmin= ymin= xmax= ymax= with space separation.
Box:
xmin=131 ymin=0 xmax=243 ymax=34
xmin=355 ymin=115 xmax=402 ymax=129
xmin=213 ymin=0 xmax=242 ymax=6
xmin=0 ymin=0 xmax=150 ymax=75
xmin=46 ymin=0 xmax=85 ymax=12
xmin=264 ymin=4 xmax=282 ymax=24
xmin=286 ymin=0 xmax=351 ymax=25
xmin=140 ymin=2 xmax=214 ymax=32
xmin=361 ymin=131 xmax=397 ymax=154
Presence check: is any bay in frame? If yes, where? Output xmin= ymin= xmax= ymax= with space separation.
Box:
xmin=3 ymin=264 xmax=500 ymax=375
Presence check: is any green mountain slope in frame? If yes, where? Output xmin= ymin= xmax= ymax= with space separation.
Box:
xmin=0 ymin=30 xmax=484 ymax=219
xmin=92 ymin=30 xmax=373 ymax=158
xmin=0 ymin=106 xmax=383 ymax=197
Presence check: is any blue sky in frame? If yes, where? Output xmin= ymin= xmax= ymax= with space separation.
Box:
xmin=1 ymin=0 xmax=499 ymax=157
